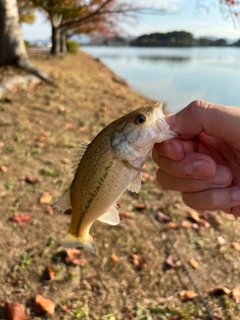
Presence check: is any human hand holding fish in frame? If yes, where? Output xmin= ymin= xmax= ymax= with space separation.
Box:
xmin=54 ymin=102 xmax=177 ymax=253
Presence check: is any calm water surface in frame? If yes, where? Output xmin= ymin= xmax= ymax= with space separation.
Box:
xmin=81 ymin=46 xmax=240 ymax=113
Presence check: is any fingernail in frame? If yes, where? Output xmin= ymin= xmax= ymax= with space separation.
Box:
xmin=231 ymin=189 xmax=240 ymax=202
xmin=187 ymin=160 xmax=213 ymax=178
xmin=210 ymin=167 xmax=231 ymax=185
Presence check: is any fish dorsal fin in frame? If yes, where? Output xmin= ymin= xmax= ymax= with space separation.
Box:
xmin=128 ymin=172 xmax=142 ymax=193
xmin=98 ymin=206 xmax=120 ymax=225
xmin=69 ymin=141 xmax=89 ymax=173
xmin=54 ymin=188 xmax=71 ymax=212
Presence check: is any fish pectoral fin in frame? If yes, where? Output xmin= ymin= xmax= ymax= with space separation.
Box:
xmin=128 ymin=172 xmax=142 ymax=193
xmin=54 ymin=188 xmax=71 ymax=212
xmin=98 ymin=206 xmax=120 ymax=225
xmin=63 ymin=232 xmax=95 ymax=254
xmin=124 ymin=161 xmax=148 ymax=173
xmin=69 ymin=141 xmax=89 ymax=174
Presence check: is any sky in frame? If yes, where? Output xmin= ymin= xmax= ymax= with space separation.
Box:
xmin=22 ymin=0 xmax=240 ymax=42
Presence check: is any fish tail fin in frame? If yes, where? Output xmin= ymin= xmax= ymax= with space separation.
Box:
xmin=63 ymin=232 xmax=95 ymax=254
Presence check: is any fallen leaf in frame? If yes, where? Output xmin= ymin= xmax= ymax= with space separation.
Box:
xmin=232 ymin=286 xmax=240 ymax=303
xmin=187 ymin=209 xmax=200 ymax=222
xmin=35 ymin=295 xmax=55 ymax=316
xmin=9 ymin=214 xmax=31 ymax=224
xmin=165 ymin=222 xmax=178 ymax=229
xmin=181 ymin=220 xmax=192 ymax=229
xmin=35 ymin=142 xmax=45 ymax=148
xmin=119 ymin=212 xmax=131 ymax=220
xmin=61 ymin=158 xmax=70 ymax=164
xmin=110 ymin=254 xmax=119 ymax=266
xmin=46 ymin=265 xmax=55 ymax=280
xmin=1 ymin=165 xmax=8 ymax=173
xmin=156 ymin=211 xmax=171 ymax=223
xmin=179 ymin=290 xmax=198 ymax=301
xmin=24 ymin=176 xmax=39 ymax=184
xmin=130 ymin=254 xmax=147 ymax=270
xmin=39 ymin=192 xmax=52 ymax=204
xmin=5 ymin=302 xmax=29 ymax=320
xmin=165 ymin=255 xmax=179 ymax=268
xmin=189 ymin=259 xmax=199 ymax=269
xmin=217 ymin=236 xmax=226 ymax=245
xmin=134 ymin=203 xmax=146 ymax=210
xmin=232 ymin=242 xmax=240 ymax=251
xmin=65 ymin=248 xmax=86 ymax=266
xmin=212 ymin=313 xmax=223 ymax=320
xmin=198 ymin=219 xmax=210 ymax=228
xmin=46 ymin=205 xmax=54 ymax=215
xmin=209 ymin=286 xmax=231 ymax=295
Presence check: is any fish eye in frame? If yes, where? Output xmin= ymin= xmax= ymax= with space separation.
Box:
xmin=134 ymin=114 xmax=146 ymax=125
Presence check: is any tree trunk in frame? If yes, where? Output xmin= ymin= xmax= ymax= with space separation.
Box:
xmin=51 ymin=25 xmax=61 ymax=55
xmin=0 ymin=0 xmax=53 ymax=84
xmin=61 ymin=28 xmax=67 ymax=53
xmin=0 ymin=0 xmax=28 ymax=66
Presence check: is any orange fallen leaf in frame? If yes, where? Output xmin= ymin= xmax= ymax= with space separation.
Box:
xmin=61 ymin=158 xmax=70 ymax=164
xmin=232 ymin=242 xmax=240 ymax=251
xmin=1 ymin=165 xmax=8 ymax=173
xmin=39 ymin=192 xmax=52 ymax=204
xmin=119 ymin=212 xmax=131 ymax=220
xmin=198 ymin=219 xmax=210 ymax=228
xmin=189 ymin=259 xmax=199 ymax=269
xmin=65 ymin=248 xmax=86 ymax=266
xmin=110 ymin=254 xmax=119 ymax=266
xmin=24 ymin=176 xmax=39 ymax=184
xmin=5 ymin=302 xmax=29 ymax=320
xmin=46 ymin=265 xmax=55 ymax=280
xmin=134 ymin=203 xmax=146 ymax=210
xmin=209 ymin=286 xmax=231 ymax=295
xmin=130 ymin=254 xmax=147 ymax=270
xmin=187 ymin=209 xmax=200 ymax=222
xmin=9 ymin=214 xmax=31 ymax=224
xmin=232 ymin=286 xmax=240 ymax=303
xmin=35 ymin=295 xmax=55 ymax=316
xmin=179 ymin=290 xmax=198 ymax=301
xmin=165 ymin=222 xmax=178 ymax=229
xmin=181 ymin=220 xmax=191 ymax=229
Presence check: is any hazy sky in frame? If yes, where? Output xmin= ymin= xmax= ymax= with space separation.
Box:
xmin=22 ymin=0 xmax=240 ymax=41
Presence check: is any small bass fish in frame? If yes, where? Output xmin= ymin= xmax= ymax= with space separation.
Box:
xmin=55 ymin=102 xmax=177 ymax=253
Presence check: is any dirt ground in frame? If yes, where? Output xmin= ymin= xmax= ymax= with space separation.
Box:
xmin=0 ymin=51 xmax=240 ymax=320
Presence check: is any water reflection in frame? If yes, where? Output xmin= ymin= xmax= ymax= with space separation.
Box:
xmin=82 ymin=46 xmax=240 ymax=113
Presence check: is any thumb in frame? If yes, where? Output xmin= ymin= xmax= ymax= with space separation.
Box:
xmin=167 ymin=100 xmax=240 ymax=145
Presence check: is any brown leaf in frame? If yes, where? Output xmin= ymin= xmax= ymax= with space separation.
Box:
xmin=165 ymin=222 xmax=178 ymax=229
xmin=61 ymin=158 xmax=70 ymax=164
xmin=198 ymin=219 xmax=210 ymax=228
xmin=165 ymin=255 xmax=179 ymax=268
xmin=5 ymin=302 xmax=29 ymax=320
xmin=181 ymin=220 xmax=192 ymax=229
xmin=232 ymin=286 xmax=240 ymax=303
xmin=24 ymin=176 xmax=39 ymax=184
xmin=119 ymin=212 xmax=131 ymax=220
xmin=45 ymin=205 xmax=54 ymax=215
xmin=1 ymin=165 xmax=8 ymax=173
xmin=134 ymin=203 xmax=146 ymax=210
xmin=9 ymin=214 xmax=31 ymax=224
xmin=187 ymin=209 xmax=200 ymax=222
xmin=39 ymin=192 xmax=52 ymax=204
xmin=179 ymin=290 xmax=198 ymax=301
xmin=232 ymin=242 xmax=240 ymax=251
xmin=130 ymin=254 xmax=147 ymax=270
xmin=156 ymin=211 xmax=171 ymax=223
xmin=209 ymin=286 xmax=231 ymax=295
xmin=65 ymin=248 xmax=86 ymax=266
xmin=110 ymin=254 xmax=119 ymax=266
xmin=189 ymin=259 xmax=199 ymax=269
xmin=46 ymin=265 xmax=55 ymax=280
xmin=35 ymin=295 xmax=55 ymax=316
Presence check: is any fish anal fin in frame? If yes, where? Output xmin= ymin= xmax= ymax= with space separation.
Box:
xmin=98 ymin=206 xmax=120 ymax=225
xmin=69 ymin=141 xmax=89 ymax=173
xmin=128 ymin=172 xmax=142 ymax=193
xmin=63 ymin=232 xmax=95 ymax=254
xmin=54 ymin=188 xmax=71 ymax=213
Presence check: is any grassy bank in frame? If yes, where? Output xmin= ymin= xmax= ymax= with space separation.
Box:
xmin=0 ymin=51 xmax=240 ymax=320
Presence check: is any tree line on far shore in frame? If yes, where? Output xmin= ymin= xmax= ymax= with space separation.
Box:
xmin=100 ymin=31 xmax=240 ymax=47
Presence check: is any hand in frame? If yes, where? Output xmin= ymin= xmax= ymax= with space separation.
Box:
xmin=152 ymin=100 xmax=240 ymax=216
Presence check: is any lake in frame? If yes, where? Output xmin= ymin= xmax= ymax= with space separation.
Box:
xmin=81 ymin=46 xmax=240 ymax=113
